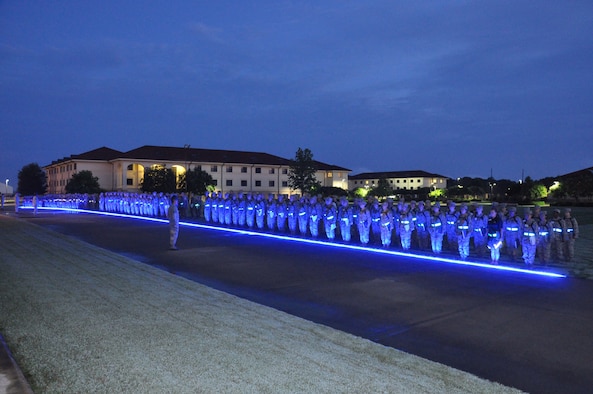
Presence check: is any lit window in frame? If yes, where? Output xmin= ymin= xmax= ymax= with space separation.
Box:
xmin=327 ymin=172 xmax=333 ymax=178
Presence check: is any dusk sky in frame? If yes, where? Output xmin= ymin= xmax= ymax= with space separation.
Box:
xmin=2 ymin=1 xmax=592 ymax=189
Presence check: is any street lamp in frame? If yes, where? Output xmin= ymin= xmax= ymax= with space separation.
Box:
xmin=489 ymin=182 xmax=496 ymax=201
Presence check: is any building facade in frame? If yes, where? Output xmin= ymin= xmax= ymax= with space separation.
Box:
xmin=44 ymin=145 xmax=351 ymax=196
xmin=348 ymin=170 xmax=448 ymax=191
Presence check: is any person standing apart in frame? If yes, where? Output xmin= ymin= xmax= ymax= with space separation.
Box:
xmin=168 ymin=195 xmax=179 ymax=250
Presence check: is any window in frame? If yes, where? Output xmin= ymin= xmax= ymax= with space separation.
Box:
xmin=282 ymin=168 xmax=288 ymax=175
xmin=226 ymin=180 xmax=233 ymax=187
xmin=255 ymin=167 xmax=261 ymax=174
xmin=282 ymin=181 xmax=288 ymax=187
xmin=127 ymin=164 xmax=134 ymax=170
xmin=327 ymin=172 xmax=333 ymax=178
xmin=403 ymin=179 xmax=407 ymax=183
xmin=241 ymin=180 xmax=247 ymax=187
xmin=397 ymin=180 xmax=400 ymax=183
xmin=417 ymin=179 xmax=421 ymax=183
xmin=212 ymin=180 xmax=218 ymax=186
xmin=211 ymin=166 xmax=218 ymax=172
xmin=226 ymin=166 xmax=233 ymax=173
xmin=126 ymin=178 xmax=134 ymax=185
xmin=390 ymin=180 xmax=393 ymax=184
xmin=74 ymin=163 xmax=77 ymax=170
xmin=255 ymin=180 xmax=261 ymax=187
xmin=269 ymin=168 xmax=275 ymax=174
xmin=241 ymin=167 xmax=247 ymax=173
xmin=196 ymin=165 xmax=202 ymax=171
xmin=269 ymin=180 xmax=275 ymax=187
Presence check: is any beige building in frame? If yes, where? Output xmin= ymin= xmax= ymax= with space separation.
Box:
xmin=348 ymin=170 xmax=448 ymax=191
xmin=44 ymin=145 xmax=350 ymax=196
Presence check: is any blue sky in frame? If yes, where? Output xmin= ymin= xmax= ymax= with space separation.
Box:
xmin=1 ymin=1 xmax=592 ymax=188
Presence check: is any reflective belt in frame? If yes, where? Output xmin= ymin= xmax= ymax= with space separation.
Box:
xmin=506 ymin=227 xmax=519 ymax=232
xmin=539 ymin=231 xmax=549 ymax=236
xmin=431 ymin=222 xmax=441 ymax=227
xmin=457 ymin=225 xmax=469 ymax=230
xmin=447 ymin=221 xmax=455 ymax=225
xmin=553 ymin=228 xmax=563 ymax=233
xmin=523 ymin=232 xmax=536 ymax=237
xmin=488 ymin=233 xmax=499 ymax=238
xmin=567 ymin=228 xmax=574 ymax=233
xmin=401 ymin=220 xmax=410 ymax=225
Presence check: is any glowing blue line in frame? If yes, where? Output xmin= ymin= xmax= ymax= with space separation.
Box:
xmin=20 ymin=206 xmax=567 ymax=278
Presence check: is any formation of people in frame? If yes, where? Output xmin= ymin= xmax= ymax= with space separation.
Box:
xmin=25 ymin=191 xmax=580 ymax=267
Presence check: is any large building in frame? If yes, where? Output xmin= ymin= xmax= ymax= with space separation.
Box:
xmin=348 ymin=170 xmax=448 ymax=191
xmin=44 ymin=145 xmax=351 ymax=195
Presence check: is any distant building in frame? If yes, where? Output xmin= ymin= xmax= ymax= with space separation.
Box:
xmin=348 ymin=170 xmax=448 ymax=191
xmin=44 ymin=145 xmax=351 ymax=195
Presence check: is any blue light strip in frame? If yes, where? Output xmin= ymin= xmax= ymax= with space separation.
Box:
xmin=20 ymin=206 xmax=567 ymax=278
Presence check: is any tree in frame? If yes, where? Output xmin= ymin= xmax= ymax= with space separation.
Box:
xmin=65 ymin=170 xmax=102 ymax=194
xmin=528 ymin=184 xmax=548 ymax=201
xmin=18 ymin=162 xmax=47 ymax=195
xmin=288 ymin=148 xmax=321 ymax=194
xmin=178 ymin=168 xmax=214 ymax=194
xmin=141 ymin=167 xmax=176 ymax=193
xmin=368 ymin=178 xmax=391 ymax=198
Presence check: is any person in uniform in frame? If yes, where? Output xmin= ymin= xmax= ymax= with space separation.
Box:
xmin=521 ymin=209 xmax=539 ymax=267
xmin=322 ymin=196 xmax=337 ymax=241
xmin=413 ymin=201 xmax=430 ymax=251
xmin=308 ymin=195 xmax=322 ymax=238
xmin=297 ymin=195 xmax=309 ymax=236
xmin=357 ymin=199 xmax=371 ymax=245
xmin=398 ymin=203 xmax=414 ymax=251
xmin=287 ymin=194 xmax=298 ymax=234
xmin=369 ymin=198 xmax=382 ymax=245
xmin=379 ymin=201 xmax=394 ymax=248
xmin=563 ymin=208 xmax=579 ymax=262
xmin=486 ymin=208 xmax=504 ymax=265
xmin=245 ymin=192 xmax=255 ymax=228
xmin=168 ymin=194 xmax=180 ymax=250
xmin=337 ymin=197 xmax=353 ymax=242
xmin=276 ymin=194 xmax=287 ymax=232
xmin=471 ymin=204 xmax=488 ymax=258
xmin=444 ymin=201 xmax=458 ymax=252
xmin=237 ymin=192 xmax=247 ymax=227
xmin=536 ymin=211 xmax=552 ymax=265
xmin=428 ymin=202 xmax=445 ymax=254
xmin=223 ymin=193 xmax=232 ymax=225
xmin=255 ymin=193 xmax=266 ymax=230
xmin=549 ymin=209 xmax=565 ymax=261
xmin=266 ymin=194 xmax=277 ymax=231
xmin=503 ymin=207 xmax=522 ymax=261
xmin=456 ymin=204 xmax=473 ymax=260
xmin=210 ymin=192 xmax=219 ymax=224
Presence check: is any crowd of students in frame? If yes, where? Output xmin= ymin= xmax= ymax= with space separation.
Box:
xmin=19 ymin=191 xmax=580 ymax=266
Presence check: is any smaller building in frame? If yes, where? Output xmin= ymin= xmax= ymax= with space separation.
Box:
xmin=348 ymin=170 xmax=448 ymax=191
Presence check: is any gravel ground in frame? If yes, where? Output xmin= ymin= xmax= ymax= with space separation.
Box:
xmin=0 ymin=216 xmax=522 ymax=393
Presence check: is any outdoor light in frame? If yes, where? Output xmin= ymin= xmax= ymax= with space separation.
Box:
xmin=19 ymin=205 xmax=567 ymax=279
